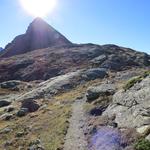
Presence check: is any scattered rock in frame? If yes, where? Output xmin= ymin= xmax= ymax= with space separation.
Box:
xmin=0 ymin=100 xmax=11 ymax=107
xmin=28 ymin=139 xmax=44 ymax=150
xmin=17 ymin=108 xmax=28 ymax=117
xmin=86 ymin=84 xmax=116 ymax=102
xmin=0 ymin=128 xmax=12 ymax=134
xmin=0 ymin=113 xmax=13 ymax=120
xmin=0 ymin=80 xmax=20 ymax=90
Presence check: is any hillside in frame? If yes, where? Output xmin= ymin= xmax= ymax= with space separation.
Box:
xmin=0 ymin=19 xmax=150 ymax=150
xmin=0 ymin=43 xmax=149 ymax=82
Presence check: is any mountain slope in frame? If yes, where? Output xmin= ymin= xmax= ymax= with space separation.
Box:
xmin=1 ymin=18 xmax=71 ymax=57
xmin=0 ymin=43 xmax=149 ymax=82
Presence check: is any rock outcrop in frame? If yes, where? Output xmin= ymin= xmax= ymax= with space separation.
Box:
xmin=103 ymin=75 xmax=150 ymax=131
xmin=86 ymin=84 xmax=116 ymax=102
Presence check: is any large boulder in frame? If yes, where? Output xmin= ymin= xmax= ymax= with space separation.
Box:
xmin=86 ymin=84 xmax=116 ymax=102
xmin=21 ymin=98 xmax=40 ymax=112
xmin=82 ymin=68 xmax=107 ymax=81
xmin=103 ymin=75 xmax=150 ymax=129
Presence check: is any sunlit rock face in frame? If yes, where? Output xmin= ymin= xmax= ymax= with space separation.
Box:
xmin=104 ymin=75 xmax=150 ymax=129
xmin=1 ymin=18 xmax=72 ymax=57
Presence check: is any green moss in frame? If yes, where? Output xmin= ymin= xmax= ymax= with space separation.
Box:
xmin=135 ymin=139 xmax=150 ymax=150
xmin=123 ymin=70 xmax=150 ymax=91
xmin=123 ymin=76 xmax=143 ymax=91
xmin=142 ymin=70 xmax=150 ymax=78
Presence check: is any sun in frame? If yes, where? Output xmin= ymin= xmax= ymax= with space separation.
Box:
xmin=20 ymin=0 xmax=57 ymax=17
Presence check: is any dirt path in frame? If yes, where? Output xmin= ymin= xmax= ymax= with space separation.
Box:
xmin=63 ymin=98 xmax=88 ymax=150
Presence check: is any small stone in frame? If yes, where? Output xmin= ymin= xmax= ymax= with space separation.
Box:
xmin=28 ymin=139 xmax=45 ymax=150
xmin=0 ymin=128 xmax=12 ymax=134
xmin=17 ymin=108 xmax=28 ymax=117
xmin=16 ymin=131 xmax=25 ymax=137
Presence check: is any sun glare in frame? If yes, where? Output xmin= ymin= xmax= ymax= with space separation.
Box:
xmin=20 ymin=0 xmax=57 ymax=17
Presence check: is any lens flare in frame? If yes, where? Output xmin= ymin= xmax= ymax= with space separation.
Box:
xmin=20 ymin=0 xmax=57 ymax=17
xmin=89 ymin=127 xmax=122 ymax=150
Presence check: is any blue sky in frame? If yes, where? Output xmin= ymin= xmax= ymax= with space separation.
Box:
xmin=0 ymin=0 xmax=150 ymax=53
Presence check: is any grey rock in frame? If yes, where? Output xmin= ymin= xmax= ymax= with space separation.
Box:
xmin=17 ymin=108 xmax=28 ymax=117
xmin=0 ymin=100 xmax=11 ymax=107
xmin=115 ymin=71 xmax=141 ymax=81
xmin=103 ymin=76 xmax=150 ymax=128
xmin=86 ymin=84 xmax=116 ymax=102
xmin=91 ymin=54 xmax=107 ymax=64
xmin=82 ymin=68 xmax=107 ymax=81
xmin=17 ymin=70 xmax=81 ymax=101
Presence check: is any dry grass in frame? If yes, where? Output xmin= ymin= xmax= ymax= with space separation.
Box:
xmin=0 ymin=80 xmax=102 ymax=150
xmin=0 ymin=99 xmax=71 ymax=150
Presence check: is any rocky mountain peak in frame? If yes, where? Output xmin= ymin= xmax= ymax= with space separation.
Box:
xmin=0 ymin=47 xmax=3 ymax=51
xmin=26 ymin=17 xmax=57 ymax=35
xmin=1 ymin=18 xmax=72 ymax=57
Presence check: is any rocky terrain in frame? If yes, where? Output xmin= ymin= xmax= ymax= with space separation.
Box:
xmin=0 ymin=18 xmax=150 ymax=150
